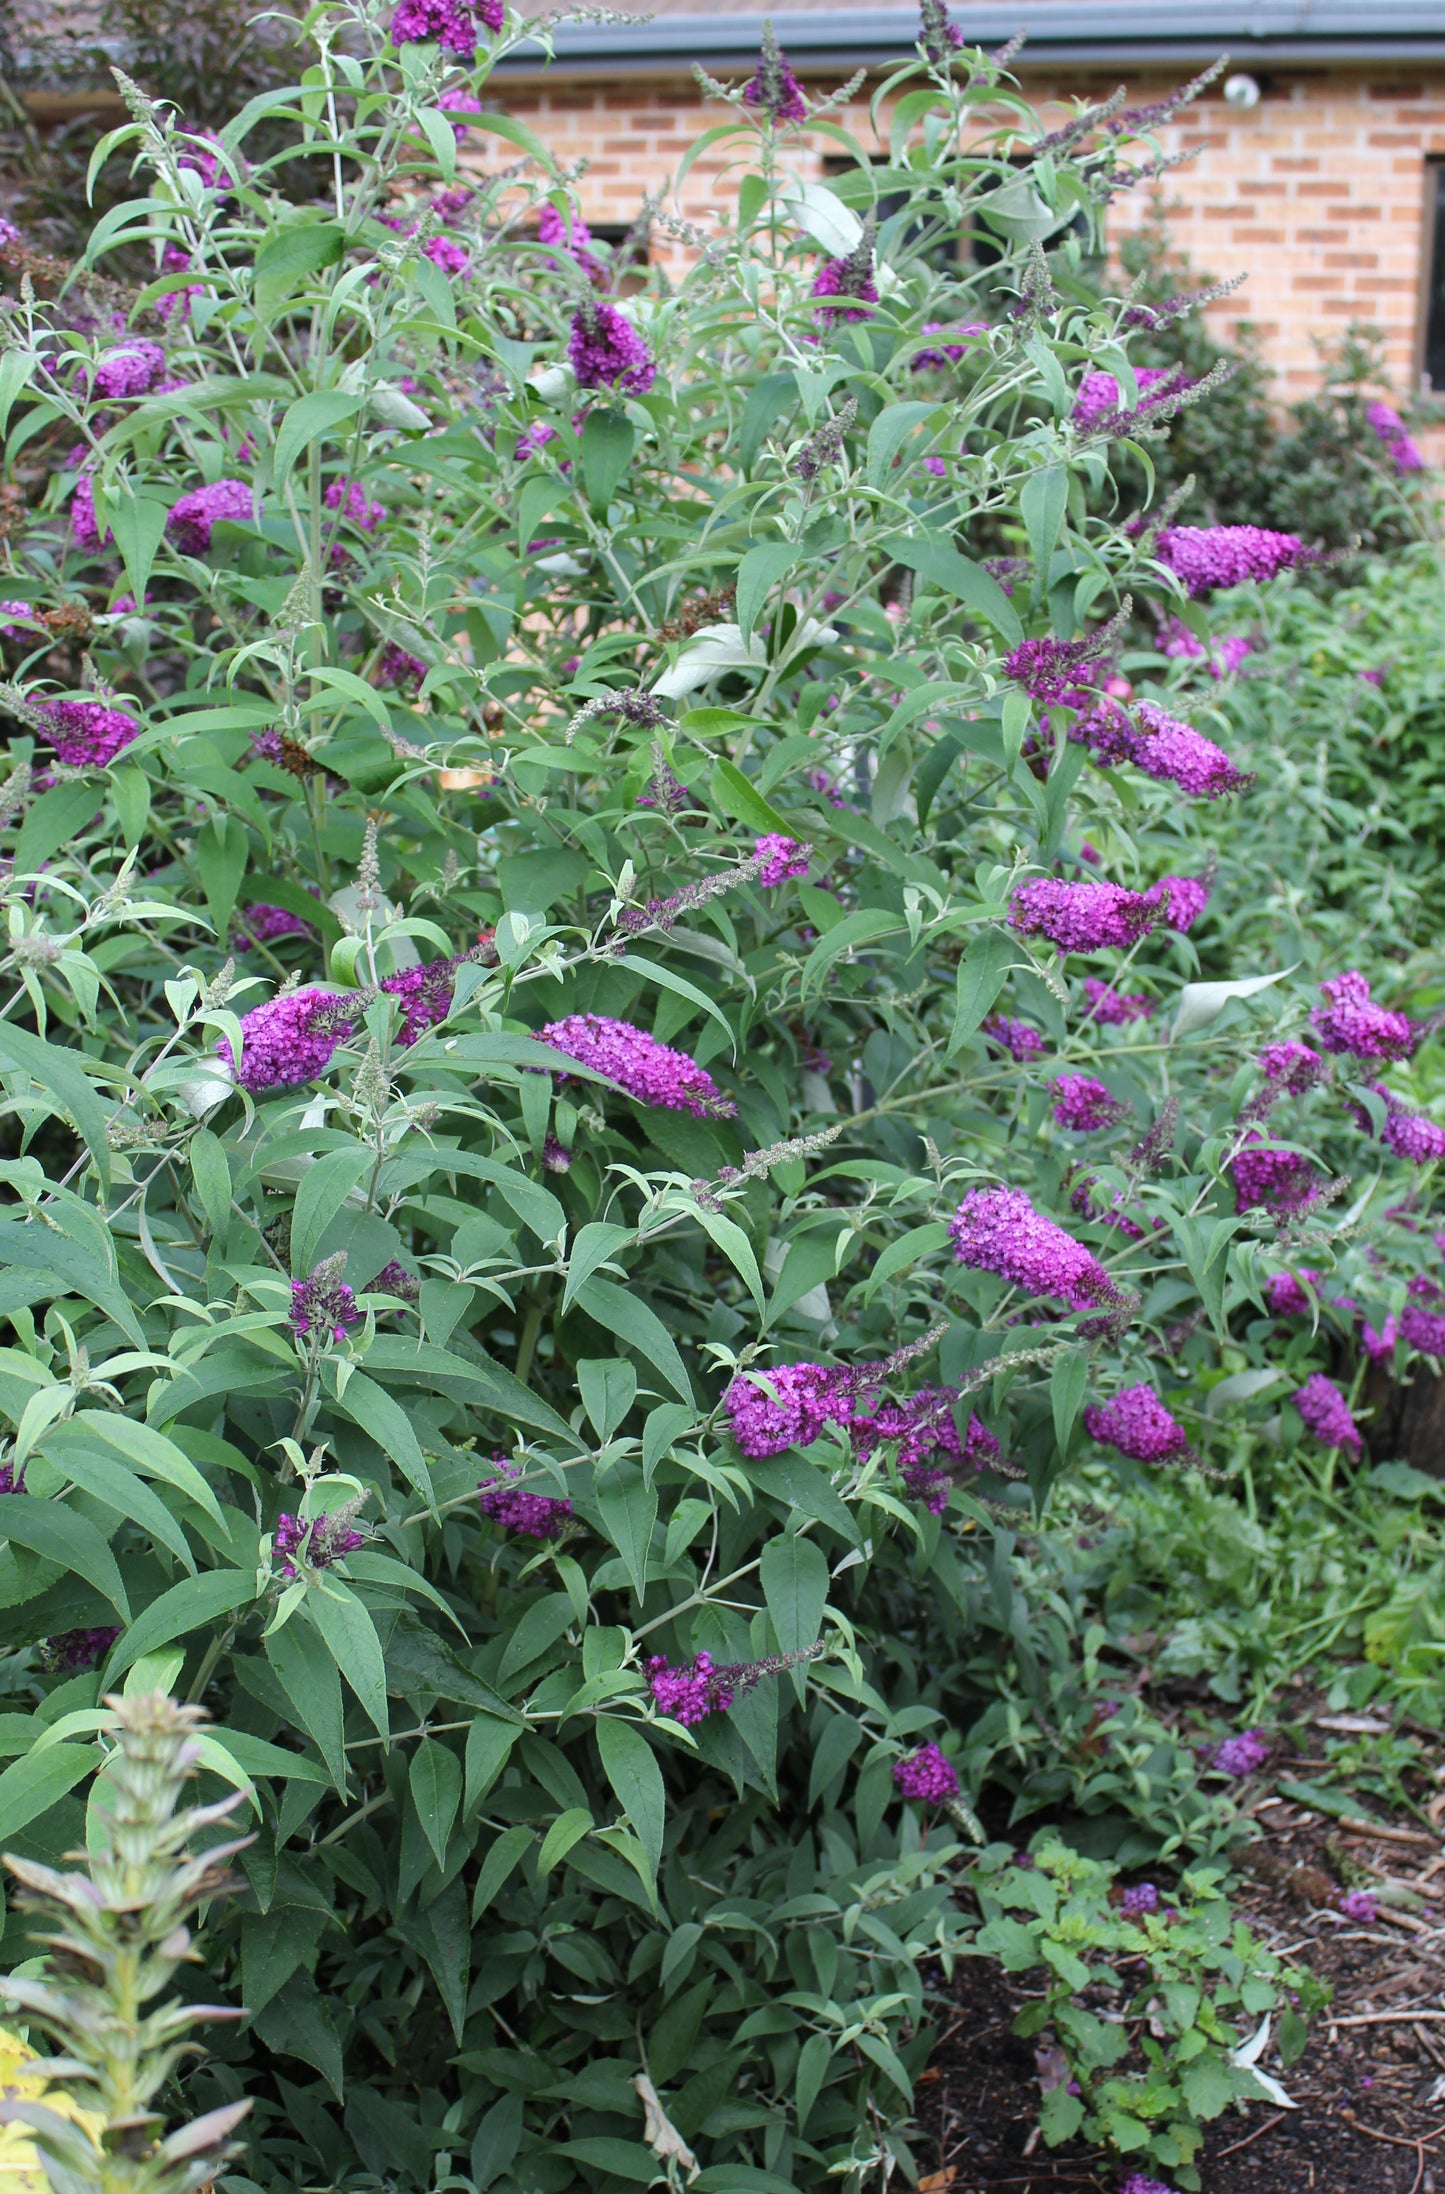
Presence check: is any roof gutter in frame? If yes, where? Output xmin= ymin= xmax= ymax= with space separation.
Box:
xmin=495 ymin=3 xmax=1445 ymax=78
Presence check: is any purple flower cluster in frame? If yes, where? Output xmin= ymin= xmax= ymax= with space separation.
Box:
xmin=1050 ymin=1073 xmax=1129 ymax=1133
xmin=537 ymin=1012 xmax=736 ymax=1118
xmin=325 ymin=479 xmax=386 ymax=532
xmin=647 ymin=1648 xmax=811 ymax=1725
xmin=438 ymin=88 xmax=484 ymax=138
xmin=724 ymin=1363 xmax=852 ymax=1457
xmin=1072 ymin=366 xmax=1190 ymax=433
xmin=1369 ymin=1086 xmax=1445 ymax=1164
xmin=289 ymin=1262 xmax=360 ymax=1345
xmin=1083 ymin=1385 xmax=1190 ymax=1463
xmin=1118 ymin=2178 xmax=1181 ymax=2194
xmin=1152 ymin=873 xmax=1211 ymax=932
xmin=226 ymin=987 xmax=356 ymax=1092
xmin=754 ymin=833 xmax=811 ymax=887
xmin=1157 ymin=619 xmax=1254 ymax=678
xmin=382 ymin=956 xmax=457 ymax=1046
xmin=949 ymin=1184 xmax=1122 ymax=1312
xmin=1362 ymin=1316 xmax=1398 ymax=1362
xmin=810 ymin=232 xmax=878 ymax=328
xmin=390 ymin=0 xmax=503 ymax=56
xmin=36 ymin=699 xmax=140 ymax=769
xmin=1312 ymin=970 xmax=1417 ymax=1062
xmin=166 ymin=477 xmax=253 ymax=555
xmin=1257 ymin=1040 xmax=1328 ymax=1096
xmin=911 ymin=320 xmax=985 ymax=369
xmin=918 ymin=0 xmax=966 ymax=61
xmin=1338 ymin=1887 xmax=1379 ymax=1923
xmin=91 ymin=341 xmax=168 ymax=399
xmin=1294 ymin=1372 xmax=1362 ymax=1454
xmin=1155 ymin=524 xmax=1319 ymax=596
xmin=1404 ymin=1304 xmax=1445 ymax=1355
xmin=982 ymin=1014 xmax=1046 ymax=1061
xmin=0 ymin=599 xmax=39 ymax=640
xmin=379 ymin=643 xmax=427 ymax=691
xmin=892 ymin=1741 xmax=959 ymax=1803
xmin=1266 ymin=1268 xmax=1321 ymax=1316
xmin=1082 ymin=979 xmax=1155 ymax=1026
xmin=424 ymin=235 xmax=469 ymax=277
xmin=1364 ymin=399 xmax=1424 ymax=475
xmin=537 ymin=201 xmax=604 ymax=283
xmin=274 ymin=1510 xmax=365 ymax=1578
xmin=70 ymin=472 xmax=105 ymax=551
xmin=38 ymin=1626 xmax=120 ymax=1674
xmin=742 ymin=26 xmax=807 ymax=124
xmin=1004 ymin=633 xmax=1110 ymax=707
xmin=1212 ymin=1727 xmax=1270 ymax=1777
xmin=568 ymin=302 xmax=656 ymax=395
xmin=1115 ymin=701 xmax=1253 ymax=800
xmin=479 ymin=1458 xmax=574 ymax=1540
xmin=1232 ymin=1131 xmax=1323 ymax=1218
xmin=373 ymin=1259 xmax=421 ymax=1304
xmin=852 ymin=1389 xmax=1000 ymax=1509
xmin=1008 ymin=877 xmax=1157 ymax=955
xmin=1120 ymin=1882 xmax=1160 ymax=1919
xmin=232 ymin=901 xmax=316 ymax=950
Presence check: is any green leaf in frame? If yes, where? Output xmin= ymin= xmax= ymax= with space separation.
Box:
xmin=562 ymin=1221 xmax=634 ymax=1313
xmin=188 ymin=1128 xmax=232 ymax=1245
xmin=107 ymin=495 xmax=169 ymax=608
xmin=595 ymin=1465 xmax=656 ymax=1605
xmin=1039 ymin=2084 xmax=1085 ymax=2146
xmin=1050 ymin=1349 xmax=1089 ymax=1454
xmin=576 ymin=1280 xmax=694 ymax=1404
xmin=579 ymin=1359 xmax=637 ymax=1443
xmin=106 ymin=1570 xmax=256 ymax=1680
xmin=0 ymin=1742 xmax=96 ymax=1842
xmin=266 ymin=1616 xmax=348 ymax=1791
xmin=497 ymin=1593 xmax=575 ymax=1689
xmin=292 ymin=1148 xmax=371 ymax=1273
xmin=736 ymin=540 xmax=800 ymax=645
xmin=866 ymin=400 xmax=940 ymax=490
xmin=241 ymin=1905 xmax=327 ymax=2015
xmin=410 ymin=1875 xmax=469 ymax=2042
xmin=0 ymin=350 xmax=38 ymax=438
xmin=557 ymin=2140 xmax=655 ymax=2182
xmin=800 ymin=907 xmax=900 ymax=1001
xmin=253 ymin=219 xmax=344 ymax=313
xmin=887 ymin=534 xmax=1023 ymax=645
xmin=1181 ymin=2052 xmax=1238 ymax=2119
xmin=795 ymin=2031 xmax=834 ymax=2133
xmin=580 ymin=408 xmax=636 ymax=514
xmin=538 ymin=1805 xmax=593 ymax=1876
xmin=409 ymin=1738 xmax=462 ymax=1870
xmin=472 ymin=1822 xmax=533 ymax=1918
xmin=859 ymin=1221 xmax=951 ymax=1304
xmin=0 ymin=1495 xmax=130 ymax=1620
xmin=334 ymin=1371 xmax=435 ymax=1507
xmin=13 ymin=783 xmax=107 ymax=881
xmin=71 ymin=1413 xmax=224 ymax=1523
xmin=195 ymin=815 xmax=248 ymax=945
xmin=46 ymin=1440 xmax=195 ymax=1573
xmin=0 ymin=1024 xmax=111 ymax=1193
xmin=760 ymin=1535 xmax=828 ymax=1659
xmin=949 ymin=926 xmax=1017 ymax=1053
xmin=595 ymin=1717 xmax=664 ymax=1881
xmin=272 ymin=388 xmax=364 ymax=492
xmin=252 ymin=1973 xmax=345 ymax=2100
xmin=708 ymin=757 xmax=793 ymax=839
xmin=737 ymin=372 xmax=796 ymax=468
xmin=308 ymin=1582 xmax=389 ymax=1740
xmin=1020 ymin=464 xmax=1068 ymax=578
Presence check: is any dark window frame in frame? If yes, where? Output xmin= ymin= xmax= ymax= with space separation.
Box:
xmin=1420 ymin=158 xmax=1445 ymax=398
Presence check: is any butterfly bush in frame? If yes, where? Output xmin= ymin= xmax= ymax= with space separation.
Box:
xmin=0 ymin=8 xmax=1435 ymax=2189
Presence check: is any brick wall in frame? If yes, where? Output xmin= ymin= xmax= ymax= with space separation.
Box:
xmin=478 ymin=65 xmax=1445 ymax=410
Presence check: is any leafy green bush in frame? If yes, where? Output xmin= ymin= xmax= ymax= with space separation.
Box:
xmin=969 ymin=1837 xmax=1329 ymax=2184
xmin=0 ymin=8 xmax=1438 ymax=2189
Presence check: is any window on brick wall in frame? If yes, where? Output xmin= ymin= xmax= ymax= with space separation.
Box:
xmin=1422 ymin=161 xmax=1445 ymax=394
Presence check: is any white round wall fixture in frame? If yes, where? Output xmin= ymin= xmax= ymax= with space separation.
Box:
xmin=1223 ymin=74 xmax=1262 ymax=110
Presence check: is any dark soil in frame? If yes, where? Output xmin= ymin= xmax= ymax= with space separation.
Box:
xmin=916 ymin=1794 xmax=1445 ymax=2193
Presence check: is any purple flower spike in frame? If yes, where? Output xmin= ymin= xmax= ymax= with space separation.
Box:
xmin=1083 ymin=1385 xmax=1190 ymax=1464
xmin=1050 ymin=1073 xmax=1129 ymax=1133
xmin=743 ymin=23 xmax=807 ymax=124
xmin=1293 ymin=1372 xmax=1361 ymax=1455
xmin=537 ymin=201 xmax=605 ymax=284
xmin=325 ymin=479 xmax=387 ymax=533
xmin=893 ymin=1741 xmax=959 ymax=1803
xmin=479 ymin=1457 xmax=574 ymax=1540
xmin=949 ymin=1185 xmax=1122 ymax=1313
xmin=38 ymin=1627 xmax=120 ymax=1674
xmin=1072 ymin=366 xmax=1188 ymax=433
xmin=982 ymin=1015 xmax=1046 ymax=1062
xmin=1364 ymin=400 xmax=1424 ymax=475
xmin=289 ymin=1257 xmax=361 ymax=1345
xmin=224 ymin=987 xmax=357 ymax=1092
xmin=90 ymin=341 xmax=168 ymax=400
xmin=1155 ymin=524 xmax=1322 ymax=596
xmin=390 ymin=0 xmax=503 ymax=57
xmin=1212 ymin=1728 xmax=1270 ymax=1778
xmin=378 ymin=643 xmax=428 ymax=691
xmin=725 ymin=1363 xmax=854 ymax=1458
xmin=274 ymin=1509 xmax=365 ymax=1579
xmin=754 ymin=833 xmax=811 ymax=887
xmin=1120 ymin=702 xmax=1253 ymax=800
xmin=1008 ymin=877 xmax=1159 ymax=954
xmin=35 ymin=699 xmax=140 ymax=769
xmin=1232 ymin=1130 xmax=1324 ymax=1218
xmin=1266 ymin=1268 xmax=1321 ymax=1317
xmin=647 ymin=1646 xmax=817 ymax=1725
xmin=165 ymin=477 xmax=253 ymax=555
xmin=810 ymin=223 xmax=879 ymax=329
xmin=911 ymin=320 xmax=986 ymax=370
xmin=918 ymin=0 xmax=966 ymax=61
xmin=568 ymin=302 xmax=656 ymax=395
xmin=232 ymin=901 xmax=316 ymax=951
xmin=1082 ymin=979 xmax=1155 ymax=1026
xmin=1120 ymin=1882 xmax=1160 ymax=1918
xmin=1312 ymin=971 xmax=1418 ymax=1063
xmin=537 ymin=1012 xmax=736 ymax=1118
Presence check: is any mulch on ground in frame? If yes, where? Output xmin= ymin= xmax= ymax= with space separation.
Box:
xmin=915 ymin=1793 xmax=1445 ymax=2193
